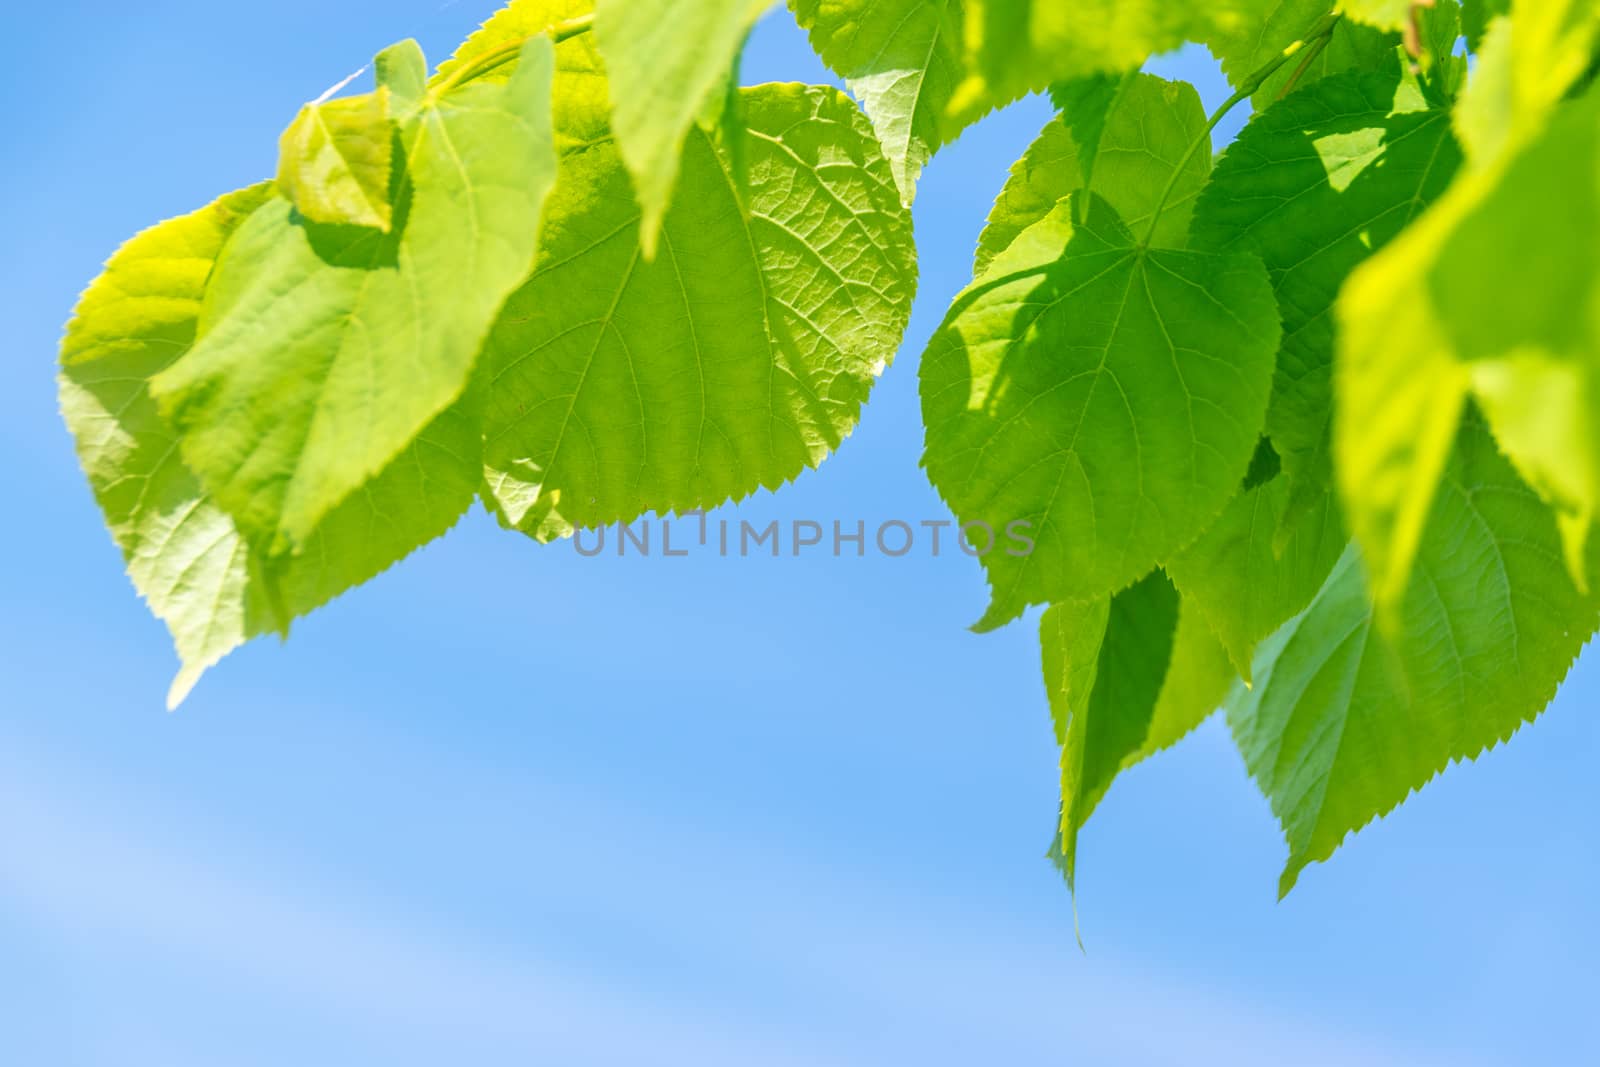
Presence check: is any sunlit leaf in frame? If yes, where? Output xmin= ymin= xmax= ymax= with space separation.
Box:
xmin=1043 ymin=571 xmax=1233 ymax=892
xmin=150 ymin=38 xmax=558 ymax=556
xmin=1231 ymin=414 xmax=1600 ymax=894
xmin=478 ymin=28 xmax=916 ymax=539
xmin=922 ymin=196 xmax=1279 ymax=628
xmin=61 ymin=187 xmax=483 ymax=707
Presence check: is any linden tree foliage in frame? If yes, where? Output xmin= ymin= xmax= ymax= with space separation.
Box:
xmin=61 ymin=0 xmax=1600 ymax=902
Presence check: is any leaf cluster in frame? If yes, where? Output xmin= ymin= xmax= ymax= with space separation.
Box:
xmin=62 ymin=0 xmax=1600 ymax=900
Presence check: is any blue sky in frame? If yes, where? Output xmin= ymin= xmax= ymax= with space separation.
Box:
xmin=2 ymin=3 xmax=1596 ymax=1064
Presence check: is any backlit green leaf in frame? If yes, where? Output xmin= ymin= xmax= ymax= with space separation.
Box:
xmin=60 ymin=187 xmax=484 ymax=707
xmin=1043 ymin=571 xmax=1234 ymax=892
xmin=478 ymin=29 xmax=916 ymax=540
xmin=1420 ymin=1 xmax=1469 ymax=95
xmin=1230 ymin=413 xmax=1600 ymax=894
xmin=435 ymin=0 xmax=587 ymax=83
xmin=1431 ymin=89 xmax=1600 ymax=583
xmin=959 ymin=1 xmax=1188 ymax=105
xmin=58 ymin=0 xmax=1600 ymax=902
xmin=1044 ymin=572 xmax=1177 ymax=891
xmin=921 ymin=197 xmax=1280 ymax=628
xmin=1209 ymin=0 xmax=1334 ymax=86
xmin=150 ymin=38 xmax=558 ymax=557
xmin=1148 ymin=597 xmax=1238 ymax=753
xmin=1468 ymin=355 xmax=1600 ymax=585
xmin=1461 ymin=0 xmax=1509 ymax=51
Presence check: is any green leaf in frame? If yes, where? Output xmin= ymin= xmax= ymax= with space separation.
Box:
xmin=1167 ymin=475 xmax=1346 ymax=682
xmin=1228 ymin=413 xmax=1600 ymax=895
xmin=60 ymin=187 xmax=484 ymax=707
xmin=1452 ymin=14 xmax=1514 ymax=161
xmin=1044 ymin=572 xmax=1177 ymax=891
xmin=789 ymin=0 xmax=975 ymax=204
xmin=594 ymin=0 xmax=770 ymax=255
xmin=693 ymin=28 xmax=753 ymax=195
xmin=149 ymin=38 xmax=558 ymax=557
xmin=478 ymin=34 xmax=916 ymax=539
xmin=976 ymin=73 xmax=1211 ymax=276
xmin=921 ymin=197 xmax=1280 ymax=629
xmin=59 ymin=0 xmax=1600 ymax=900
xmin=377 ymin=36 xmax=428 ymax=106
xmin=1043 ymin=571 xmax=1234 ymax=892
xmin=1193 ymin=71 xmax=1462 ymax=538
xmin=1432 ymin=93 xmax=1600 ymax=364
xmin=276 ymin=82 xmax=396 ymax=231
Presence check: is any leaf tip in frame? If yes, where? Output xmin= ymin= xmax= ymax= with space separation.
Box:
xmin=637 ymin=213 xmax=664 ymax=262
xmin=167 ymin=664 xmax=203 ymax=712
xmin=1276 ymin=863 xmax=1303 ymax=901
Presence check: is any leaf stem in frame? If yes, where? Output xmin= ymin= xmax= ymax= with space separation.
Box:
xmin=430 ymin=12 xmax=594 ymax=99
xmin=1278 ymin=30 xmax=1333 ymax=101
xmin=1139 ymin=13 xmax=1341 ymax=248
